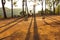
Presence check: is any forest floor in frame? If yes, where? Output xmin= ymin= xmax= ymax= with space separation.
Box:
xmin=0 ymin=15 xmax=60 ymax=40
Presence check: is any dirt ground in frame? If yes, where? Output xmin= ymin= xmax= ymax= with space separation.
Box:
xmin=0 ymin=16 xmax=60 ymax=40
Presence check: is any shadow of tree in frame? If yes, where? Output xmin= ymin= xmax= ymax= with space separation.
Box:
xmin=46 ymin=16 xmax=60 ymax=24
xmin=33 ymin=14 xmax=40 ymax=40
xmin=0 ymin=17 xmax=23 ymax=28
xmin=0 ymin=18 xmax=24 ymax=33
xmin=0 ymin=31 xmax=18 ymax=40
xmin=25 ymin=17 xmax=33 ymax=40
xmin=44 ymin=19 xmax=60 ymax=27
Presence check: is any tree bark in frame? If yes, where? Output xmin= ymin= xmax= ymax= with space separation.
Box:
xmin=53 ymin=1 xmax=55 ymax=15
xmin=11 ymin=0 xmax=13 ymax=18
xmin=1 ymin=0 xmax=7 ymax=18
xmin=58 ymin=0 xmax=60 ymax=15
xmin=41 ymin=0 xmax=43 ymax=16
xmin=22 ymin=0 xmax=25 ymax=17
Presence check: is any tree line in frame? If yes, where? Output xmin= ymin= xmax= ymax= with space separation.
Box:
xmin=1 ymin=0 xmax=60 ymax=18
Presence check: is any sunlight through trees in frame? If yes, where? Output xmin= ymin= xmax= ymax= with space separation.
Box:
xmin=0 ymin=0 xmax=60 ymax=18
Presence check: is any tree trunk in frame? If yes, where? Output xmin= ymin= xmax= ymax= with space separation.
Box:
xmin=22 ymin=0 xmax=25 ymax=17
xmin=53 ymin=1 xmax=55 ymax=15
xmin=25 ymin=0 xmax=28 ymax=20
xmin=45 ymin=0 xmax=46 ymax=15
xmin=11 ymin=0 xmax=13 ymax=18
xmin=25 ymin=0 xmax=28 ymax=16
xmin=50 ymin=6 xmax=52 ymax=15
xmin=41 ymin=0 xmax=43 ymax=16
xmin=58 ymin=6 xmax=59 ymax=15
xmin=58 ymin=0 xmax=60 ymax=15
xmin=33 ymin=0 xmax=36 ymax=18
xmin=1 ymin=0 xmax=7 ymax=18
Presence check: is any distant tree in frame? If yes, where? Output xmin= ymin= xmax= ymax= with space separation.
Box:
xmin=11 ymin=0 xmax=13 ymax=18
xmin=46 ymin=0 xmax=52 ymax=15
xmin=1 ymin=0 xmax=7 ymax=18
xmin=45 ymin=0 xmax=46 ymax=15
xmin=41 ymin=0 xmax=43 ymax=16
xmin=7 ymin=0 xmax=13 ymax=18
xmin=22 ymin=0 xmax=25 ymax=17
xmin=39 ymin=0 xmax=43 ymax=16
xmin=52 ymin=0 xmax=56 ymax=15
xmin=7 ymin=0 xmax=19 ymax=18
xmin=25 ymin=0 xmax=29 ymax=17
xmin=55 ymin=0 xmax=60 ymax=15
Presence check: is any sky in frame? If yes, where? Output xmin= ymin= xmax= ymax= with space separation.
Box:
xmin=0 ymin=0 xmax=47 ymax=12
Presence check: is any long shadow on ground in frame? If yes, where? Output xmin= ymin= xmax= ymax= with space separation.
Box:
xmin=0 ymin=18 xmax=24 ymax=33
xmin=0 ymin=17 xmax=23 ymax=28
xmin=46 ymin=16 xmax=60 ymax=24
xmin=33 ymin=15 xmax=40 ymax=40
xmin=0 ymin=30 xmax=18 ymax=40
xmin=25 ymin=17 xmax=33 ymax=40
xmin=46 ymin=16 xmax=60 ymax=22
xmin=44 ymin=20 xmax=55 ymax=27
xmin=44 ymin=17 xmax=60 ymax=27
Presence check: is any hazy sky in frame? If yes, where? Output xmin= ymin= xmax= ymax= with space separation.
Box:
xmin=0 ymin=0 xmax=47 ymax=12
